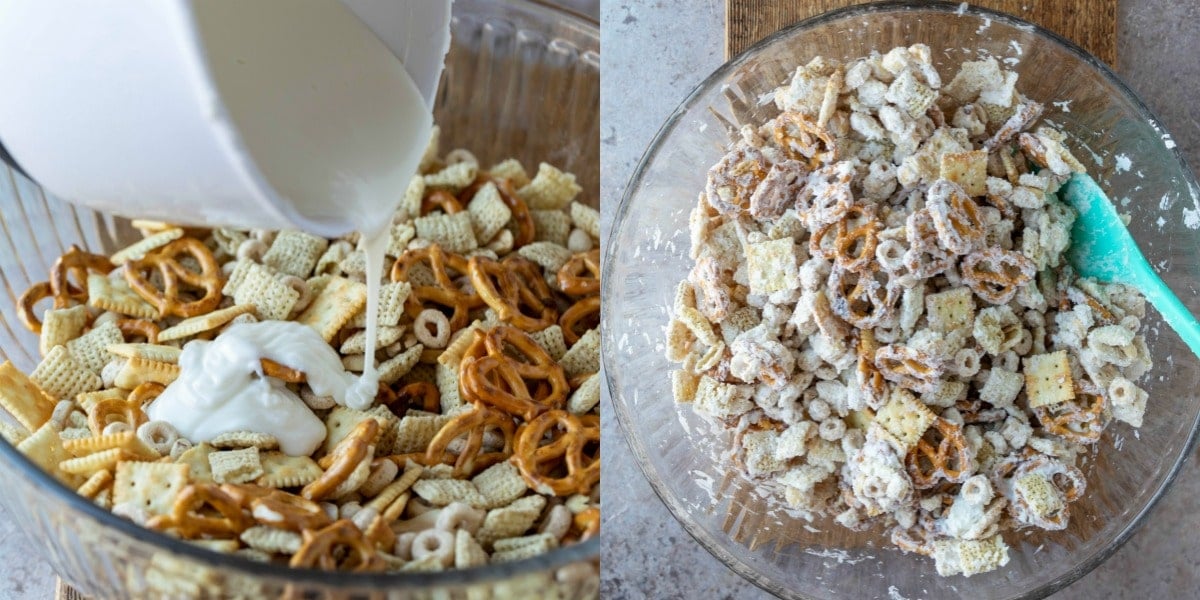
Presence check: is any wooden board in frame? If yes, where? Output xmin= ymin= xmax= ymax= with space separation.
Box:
xmin=726 ymin=0 xmax=1117 ymax=66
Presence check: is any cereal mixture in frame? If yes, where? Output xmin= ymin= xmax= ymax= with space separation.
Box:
xmin=0 ymin=127 xmax=600 ymax=573
xmin=667 ymin=46 xmax=1152 ymax=577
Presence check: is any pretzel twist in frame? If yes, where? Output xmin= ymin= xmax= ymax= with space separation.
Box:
xmin=391 ymin=244 xmax=482 ymax=331
xmin=905 ymin=418 xmax=972 ymax=489
xmin=961 ymin=248 xmax=1036 ymax=305
xmin=927 ymin=181 xmax=986 ymax=255
xmin=904 ymin=209 xmax=954 ymax=279
xmin=809 ymin=205 xmax=880 ymax=273
xmin=124 ymin=237 xmax=223 ymax=318
xmin=422 ymin=406 xmax=516 ymax=478
xmin=420 ymin=190 xmax=464 ymax=215
xmin=148 ymin=483 xmax=251 ymax=539
xmin=559 ymin=295 xmax=600 ymax=346
xmin=290 ymin=519 xmax=385 ymax=572
xmin=17 ymin=282 xmax=53 ymax=334
xmin=302 ymin=419 xmax=378 ymax=501
xmin=827 ymin=265 xmax=899 ymax=330
xmin=469 ymin=255 xmax=558 ymax=332
xmin=856 ymin=331 xmax=889 ymax=410
xmin=260 ymin=358 xmax=306 ymax=383
xmin=1032 ymin=389 xmax=1107 ymax=444
xmin=88 ymin=393 xmax=150 ymax=436
xmin=115 ymin=318 xmax=161 ymax=344
xmin=512 ymin=410 xmax=599 ymax=496
xmin=386 ymin=381 xmax=441 ymax=414
xmin=874 ymin=344 xmax=944 ymax=395
xmin=249 ymin=489 xmax=333 ymax=532
xmin=774 ymin=111 xmax=838 ymax=167
xmin=556 ymin=249 xmax=600 ymax=297
xmin=460 ymin=326 xmax=568 ymax=421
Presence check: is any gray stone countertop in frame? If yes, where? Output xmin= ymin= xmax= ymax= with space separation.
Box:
xmin=600 ymin=1 xmax=1200 ymax=599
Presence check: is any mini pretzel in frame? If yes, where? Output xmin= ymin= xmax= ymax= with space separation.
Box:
xmin=391 ymin=244 xmax=482 ymax=331
xmin=573 ymin=506 xmax=600 ymax=541
xmin=704 ymin=146 xmax=770 ymax=216
xmin=16 ymin=281 xmax=53 ymax=333
xmin=459 ymin=176 xmax=535 ymax=248
xmin=856 ymin=331 xmax=889 ymax=410
xmin=260 ymin=358 xmax=306 ymax=383
xmin=809 ymin=204 xmax=880 ymax=273
xmin=290 ymin=519 xmax=385 ymax=572
xmin=992 ymin=452 xmax=1085 ymax=530
xmin=904 ymin=209 xmax=954 ymax=279
xmin=797 ymin=164 xmax=854 ymax=227
xmin=774 ymin=111 xmax=838 ymax=166
xmin=1032 ymin=388 xmax=1107 ymax=444
xmin=556 ymin=249 xmax=600 ymax=297
xmin=513 ymin=410 xmax=599 ymax=496
xmin=420 ymin=190 xmax=464 ymax=215
xmin=460 ymin=326 xmax=569 ymax=421
xmin=469 ymin=255 xmax=558 ymax=332
xmin=149 ymin=483 xmax=251 ymax=539
xmin=926 ymin=181 xmax=985 ymax=255
xmin=127 ymin=381 xmax=166 ymax=409
xmin=303 ymin=419 xmax=378 ymax=501
xmin=890 ymin=526 xmax=934 ymax=556
xmin=827 ymin=265 xmax=899 ymax=329
xmin=874 ymin=344 xmax=943 ymax=394
xmin=88 ymin=394 xmax=149 ymax=436
xmin=559 ymin=295 xmax=600 ymax=345
xmin=124 ymin=237 xmax=223 ymax=318
xmin=422 ymin=406 xmax=516 ymax=478
xmin=905 ymin=418 xmax=972 ymax=489
xmin=249 ymin=489 xmax=332 ymax=532
xmin=51 ymin=245 xmax=114 ymax=306
xmin=385 ymin=381 xmax=441 ymax=414
xmin=115 ymin=318 xmax=160 ymax=344
xmin=961 ymin=248 xmax=1036 ymax=305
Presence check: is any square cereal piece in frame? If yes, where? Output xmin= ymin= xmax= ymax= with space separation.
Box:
xmin=885 ymin=69 xmax=937 ymax=117
xmin=386 ymin=221 xmax=418 ymax=258
xmin=939 ymin=151 xmax=988 ymax=197
xmin=109 ymin=228 xmax=185 ymax=265
xmin=745 ymin=238 xmax=800 ymax=295
xmin=297 ymin=276 xmax=367 ymax=342
xmin=932 ymin=535 xmax=1010 ymax=577
xmin=558 ymin=329 xmax=599 ymax=379
xmin=517 ymin=163 xmax=582 ymax=210
xmin=378 ymin=344 xmax=423 ymax=386
xmin=411 ymin=479 xmax=487 ymax=508
xmin=436 ymin=362 xmax=466 ymax=413
xmin=567 ymin=373 xmax=600 ymax=415
xmin=488 ymin=158 xmax=531 ymax=188
xmin=979 ymin=368 xmax=1023 ymax=407
xmin=31 ymin=346 xmax=102 ymax=400
xmin=397 ymin=175 xmax=426 ymax=221
xmin=424 ymin=161 xmax=478 ymax=193
xmin=528 ymin=325 xmax=568 ymax=361
xmin=477 ymin=495 xmax=547 ymax=545
xmin=112 ymin=461 xmax=189 ymax=517
xmin=391 ymin=413 xmax=453 ymax=454
xmin=0 ymin=360 xmax=56 ymax=431
xmin=472 ymin=461 xmax=529 ymax=509
xmin=1024 ymin=351 xmax=1074 ymax=408
xmin=208 ymin=447 xmax=263 ymax=484
xmin=18 ymin=422 xmax=74 ymax=484
xmin=376 ymin=281 xmax=412 ymax=328
xmin=491 ymin=533 xmax=559 ymax=563
xmin=262 ymin=230 xmax=329 ymax=278
xmin=66 ymin=320 xmax=123 ymax=374
xmin=87 ymin=274 xmax=157 ymax=319
xmin=40 ymin=305 xmax=89 ymax=357
xmin=414 ymin=212 xmax=478 ymax=254
xmin=257 ymin=452 xmax=323 ymax=488
xmin=157 ymin=304 xmax=256 ymax=342
xmin=229 ymin=262 xmax=300 ymax=321
xmin=517 ymin=241 xmax=574 ymax=279
xmin=874 ymin=388 xmax=936 ymax=451
xmin=455 ymin=529 xmax=488 ymax=569
xmin=530 ymin=210 xmax=572 ymax=246
xmin=693 ymin=375 xmax=753 ymax=419
xmin=569 ymin=202 xmax=601 ymax=239
xmin=466 ymin=182 xmax=513 ymax=244
xmin=670 ymin=369 xmax=700 ymax=404
xmin=924 ymin=286 xmax=976 ymax=333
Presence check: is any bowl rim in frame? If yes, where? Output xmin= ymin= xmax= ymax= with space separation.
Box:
xmin=0 ymin=0 xmax=599 ymax=591
xmin=603 ymin=1 xmax=1200 ymax=598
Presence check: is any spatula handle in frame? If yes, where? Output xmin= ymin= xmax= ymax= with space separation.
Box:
xmin=1133 ymin=266 xmax=1200 ymax=359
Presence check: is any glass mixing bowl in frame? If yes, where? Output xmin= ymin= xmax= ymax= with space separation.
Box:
xmin=603 ymin=2 xmax=1200 ymax=599
xmin=0 ymin=0 xmax=598 ymax=597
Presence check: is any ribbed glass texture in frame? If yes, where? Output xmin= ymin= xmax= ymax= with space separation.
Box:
xmin=604 ymin=3 xmax=1200 ymax=599
xmin=0 ymin=0 xmax=599 ymax=597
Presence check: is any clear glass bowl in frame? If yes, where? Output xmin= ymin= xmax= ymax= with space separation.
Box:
xmin=603 ymin=3 xmax=1200 ymax=599
xmin=0 ymin=0 xmax=599 ymax=597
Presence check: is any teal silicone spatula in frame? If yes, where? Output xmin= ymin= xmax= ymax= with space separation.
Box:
xmin=1060 ymin=172 xmax=1200 ymax=357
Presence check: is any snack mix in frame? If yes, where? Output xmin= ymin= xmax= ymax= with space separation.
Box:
xmin=1 ymin=127 xmax=600 ymax=574
xmin=667 ymin=46 xmax=1152 ymax=577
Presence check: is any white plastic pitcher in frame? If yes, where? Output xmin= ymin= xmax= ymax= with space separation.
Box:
xmin=0 ymin=0 xmax=451 ymax=238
